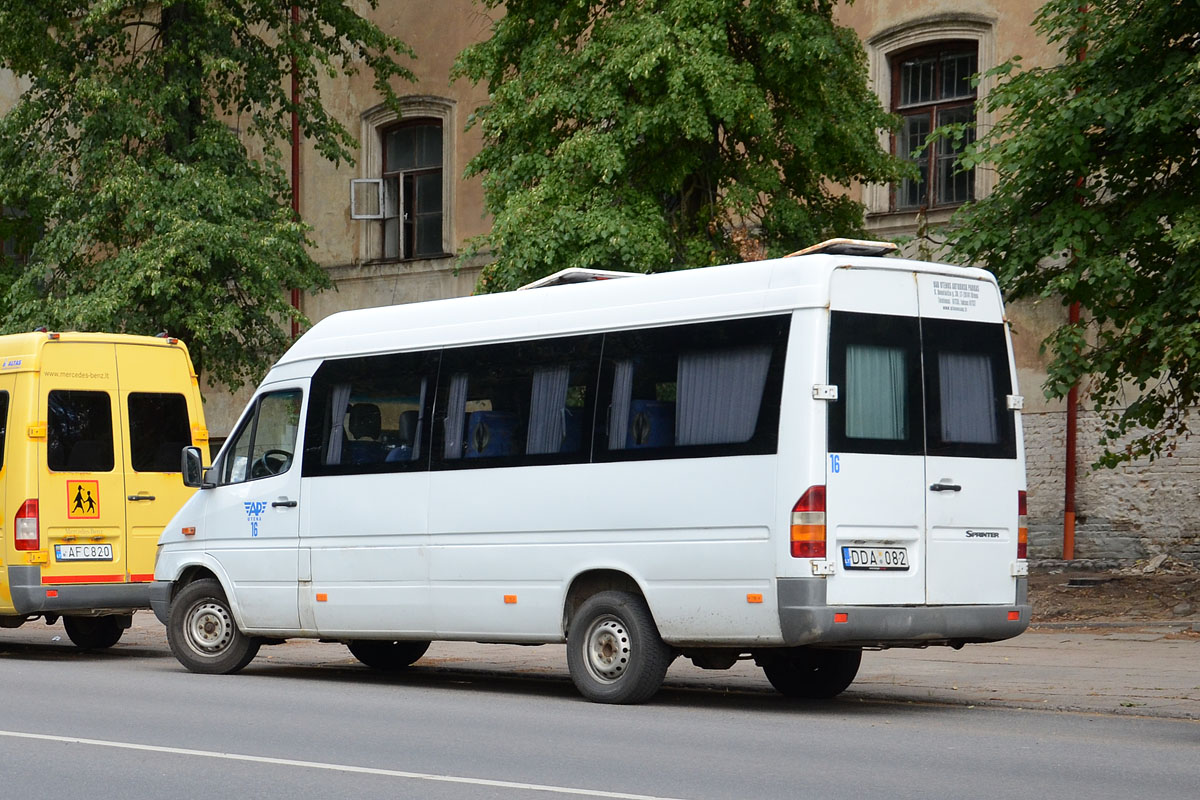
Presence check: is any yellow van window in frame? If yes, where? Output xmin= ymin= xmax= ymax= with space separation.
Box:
xmin=0 ymin=390 xmax=8 ymax=469
xmin=48 ymin=390 xmax=114 ymax=472
xmin=128 ymin=392 xmax=190 ymax=472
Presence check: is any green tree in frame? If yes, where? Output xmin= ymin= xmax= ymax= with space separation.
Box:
xmin=454 ymin=0 xmax=907 ymax=292
xmin=0 ymin=1 xmax=413 ymax=389
xmin=946 ymin=0 xmax=1199 ymax=465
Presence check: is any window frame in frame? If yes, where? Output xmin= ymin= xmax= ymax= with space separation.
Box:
xmin=380 ymin=119 xmax=446 ymax=261
xmin=47 ymin=389 xmax=116 ymax=473
xmin=217 ymin=389 xmax=304 ymax=486
xmin=889 ymin=41 xmax=978 ymax=212
xmin=127 ymin=391 xmax=192 ymax=473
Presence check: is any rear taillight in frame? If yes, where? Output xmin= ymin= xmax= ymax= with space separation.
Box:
xmin=15 ymin=499 xmax=39 ymax=551
xmin=1017 ymin=490 xmax=1028 ymax=560
xmin=791 ymin=486 xmax=826 ymax=558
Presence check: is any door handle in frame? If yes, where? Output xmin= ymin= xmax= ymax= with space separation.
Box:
xmin=272 ymin=499 xmax=298 ymax=508
xmin=127 ymin=494 xmax=156 ymax=501
xmin=929 ymin=482 xmax=962 ymax=492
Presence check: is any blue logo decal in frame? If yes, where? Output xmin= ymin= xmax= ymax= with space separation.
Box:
xmin=2 ymin=359 xmax=21 ymax=369
xmin=244 ymin=501 xmax=268 ymax=537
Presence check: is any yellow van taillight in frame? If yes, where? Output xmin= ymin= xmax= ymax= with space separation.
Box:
xmin=14 ymin=499 xmax=39 ymax=551
xmin=790 ymin=486 xmax=826 ymax=558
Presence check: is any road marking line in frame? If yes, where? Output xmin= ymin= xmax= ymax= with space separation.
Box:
xmin=0 ymin=729 xmax=688 ymax=800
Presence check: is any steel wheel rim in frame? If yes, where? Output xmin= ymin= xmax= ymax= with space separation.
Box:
xmin=583 ymin=614 xmax=630 ymax=684
xmin=184 ymin=600 xmax=234 ymax=657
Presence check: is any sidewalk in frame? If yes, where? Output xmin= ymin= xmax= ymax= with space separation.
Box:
xmin=107 ymin=614 xmax=1200 ymax=720
xmin=7 ymin=618 xmax=1190 ymax=724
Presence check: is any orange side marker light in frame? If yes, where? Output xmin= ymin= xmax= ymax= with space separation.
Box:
xmin=504 ymin=594 xmax=518 ymax=604
xmin=316 ymin=593 xmax=328 ymax=602
xmin=182 ymin=527 xmax=196 ymax=536
xmin=746 ymin=593 xmax=763 ymax=604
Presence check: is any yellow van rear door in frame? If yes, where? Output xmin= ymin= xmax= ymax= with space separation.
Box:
xmin=115 ymin=343 xmax=199 ymax=583
xmin=38 ymin=343 xmax=129 ymax=588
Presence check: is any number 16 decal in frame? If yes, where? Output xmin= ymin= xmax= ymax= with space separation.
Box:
xmin=830 ymin=454 xmax=840 ymax=474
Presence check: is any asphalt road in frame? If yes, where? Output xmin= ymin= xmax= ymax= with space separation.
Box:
xmin=1 ymin=622 xmax=1196 ymax=800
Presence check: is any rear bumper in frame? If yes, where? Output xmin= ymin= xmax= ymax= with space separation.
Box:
xmin=777 ymin=576 xmax=1030 ymax=648
xmin=6 ymin=566 xmax=151 ymax=616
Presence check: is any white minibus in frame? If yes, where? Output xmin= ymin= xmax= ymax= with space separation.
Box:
xmin=151 ymin=239 xmax=1030 ymax=704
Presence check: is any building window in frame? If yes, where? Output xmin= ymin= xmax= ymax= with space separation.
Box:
xmin=891 ymin=43 xmax=977 ymax=211
xmin=381 ymin=121 xmax=444 ymax=260
xmin=354 ymin=98 xmax=455 ymax=263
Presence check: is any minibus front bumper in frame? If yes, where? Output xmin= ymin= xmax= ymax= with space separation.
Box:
xmin=777 ymin=577 xmax=1031 ymax=648
xmin=6 ymin=566 xmax=151 ymax=616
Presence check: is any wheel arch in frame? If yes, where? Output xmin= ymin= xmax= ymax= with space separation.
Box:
xmin=562 ymin=568 xmax=649 ymax=637
xmin=164 ymin=561 xmax=246 ymax=629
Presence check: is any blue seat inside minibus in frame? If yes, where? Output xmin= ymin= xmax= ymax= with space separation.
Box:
xmin=626 ymin=400 xmax=674 ymax=448
xmin=465 ymin=411 xmax=520 ymax=457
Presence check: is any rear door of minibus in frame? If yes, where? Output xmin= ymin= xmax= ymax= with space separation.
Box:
xmin=824 ymin=267 xmax=1020 ymax=606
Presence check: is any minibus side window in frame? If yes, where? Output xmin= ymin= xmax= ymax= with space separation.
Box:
xmin=220 ymin=390 xmax=302 ymax=484
xmin=47 ymin=390 xmax=115 ymax=472
xmin=595 ymin=315 xmax=789 ymax=462
xmin=433 ymin=335 xmax=601 ymax=469
xmin=128 ymin=392 xmax=191 ymax=472
xmin=922 ymin=318 xmax=1016 ymax=459
xmin=302 ymin=351 xmax=439 ymax=477
xmin=0 ymin=391 xmax=8 ymax=469
xmin=828 ymin=312 xmax=923 ymax=456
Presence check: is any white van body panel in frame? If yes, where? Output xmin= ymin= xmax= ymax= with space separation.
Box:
xmin=154 ymin=253 xmax=1028 ymax=654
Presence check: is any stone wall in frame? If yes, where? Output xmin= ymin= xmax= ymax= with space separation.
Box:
xmin=1024 ymin=411 xmax=1200 ymax=564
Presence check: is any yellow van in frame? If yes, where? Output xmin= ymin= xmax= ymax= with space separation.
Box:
xmin=0 ymin=331 xmax=208 ymax=648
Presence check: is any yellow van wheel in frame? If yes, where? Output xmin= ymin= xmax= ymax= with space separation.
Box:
xmin=63 ymin=615 xmax=125 ymax=650
xmin=167 ymin=578 xmax=261 ymax=674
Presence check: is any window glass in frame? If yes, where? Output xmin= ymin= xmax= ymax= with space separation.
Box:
xmin=220 ymin=390 xmax=302 ymax=484
xmin=828 ymin=312 xmax=923 ymax=456
xmin=845 ymin=344 xmax=909 ymax=441
xmin=382 ymin=120 xmax=443 ymax=260
xmin=596 ymin=316 xmax=789 ymax=461
xmin=923 ymin=318 xmax=1015 ymax=459
xmin=303 ymin=352 xmax=438 ymax=476
xmin=48 ymin=390 xmax=115 ymax=472
xmin=128 ymin=393 xmax=191 ymax=472
xmin=892 ymin=43 xmax=977 ymax=210
xmin=436 ymin=336 xmax=601 ymax=468
xmin=0 ymin=391 xmax=8 ymax=470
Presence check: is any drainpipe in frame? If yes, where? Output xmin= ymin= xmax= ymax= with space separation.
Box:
xmin=1063 ymin=6 xmax=1087 ymax=561
xmin=1063 ymin=300 xmax=1080 ymax=560
xmin=289 ymin=4 xmax=302 ymax=339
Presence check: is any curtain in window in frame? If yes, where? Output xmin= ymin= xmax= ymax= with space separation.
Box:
xmin=443 ymin=373 xmax=468 ymax=459
xmin=938 ymin=352 xmax=997 ymax=444
xmin=325 ymin=383 xmax=352 ymax=465
xmin=411 ymin=377 xmax=427 ymax=459
xmin=676 ymin=346 xmax=771 ymax=446
xmin=526 ymin=365 xmax=570 ymax=455
xmin=846 ymin=345 xmax=907 ymax=440
xmin=607 ymin=360 xmax=634 ymax=450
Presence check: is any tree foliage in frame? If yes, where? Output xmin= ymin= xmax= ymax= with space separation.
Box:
xmin=454 ymin=0 xmax=907 ymax=292
xmin=946 ymin=0 xmax=1200 ymax=465
xmin=0 ymin=1 xmax=412 ymax=389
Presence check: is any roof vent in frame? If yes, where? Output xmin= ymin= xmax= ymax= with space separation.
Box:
xmin=785 ymin=238 xmax=899 ymax=258
xmin=517 ymin=267 xmax=644 ymax=290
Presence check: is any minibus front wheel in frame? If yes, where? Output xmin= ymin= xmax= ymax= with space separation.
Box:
xmin=167 ymin=578 xmax=261 ymax=674
xmin=566 ymin=590 xmax=673 ymax=704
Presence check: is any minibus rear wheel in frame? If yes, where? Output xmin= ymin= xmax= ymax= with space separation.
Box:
xmin=566 ymin=590 xmax=673 ymax=704
xmin=759 ymin=647 xmax=862 ymax=699
xmin=167 ymin=578 xmax=261 ymax=674
xmin=63 ymin=615 xmax=125 ymax=650
xmin=347 ymin=639 xmax=431 ymax=670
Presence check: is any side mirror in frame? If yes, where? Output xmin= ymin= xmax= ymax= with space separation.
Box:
xmin=181 ymin=446 xmax=211 ymax=489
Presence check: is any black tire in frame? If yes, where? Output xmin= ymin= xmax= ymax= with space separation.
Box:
xmin=566 ymin=590 xmax=673 ymax=704
xmin=760 ymin=647 xmax=862 ymax=699
xmin=63 ymin=615 xmax=125 ymax=650
xmin=166 ymin=578 xmax=261 ymax=674
xmin=347 ymin=640 xmax=431 ymax=670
